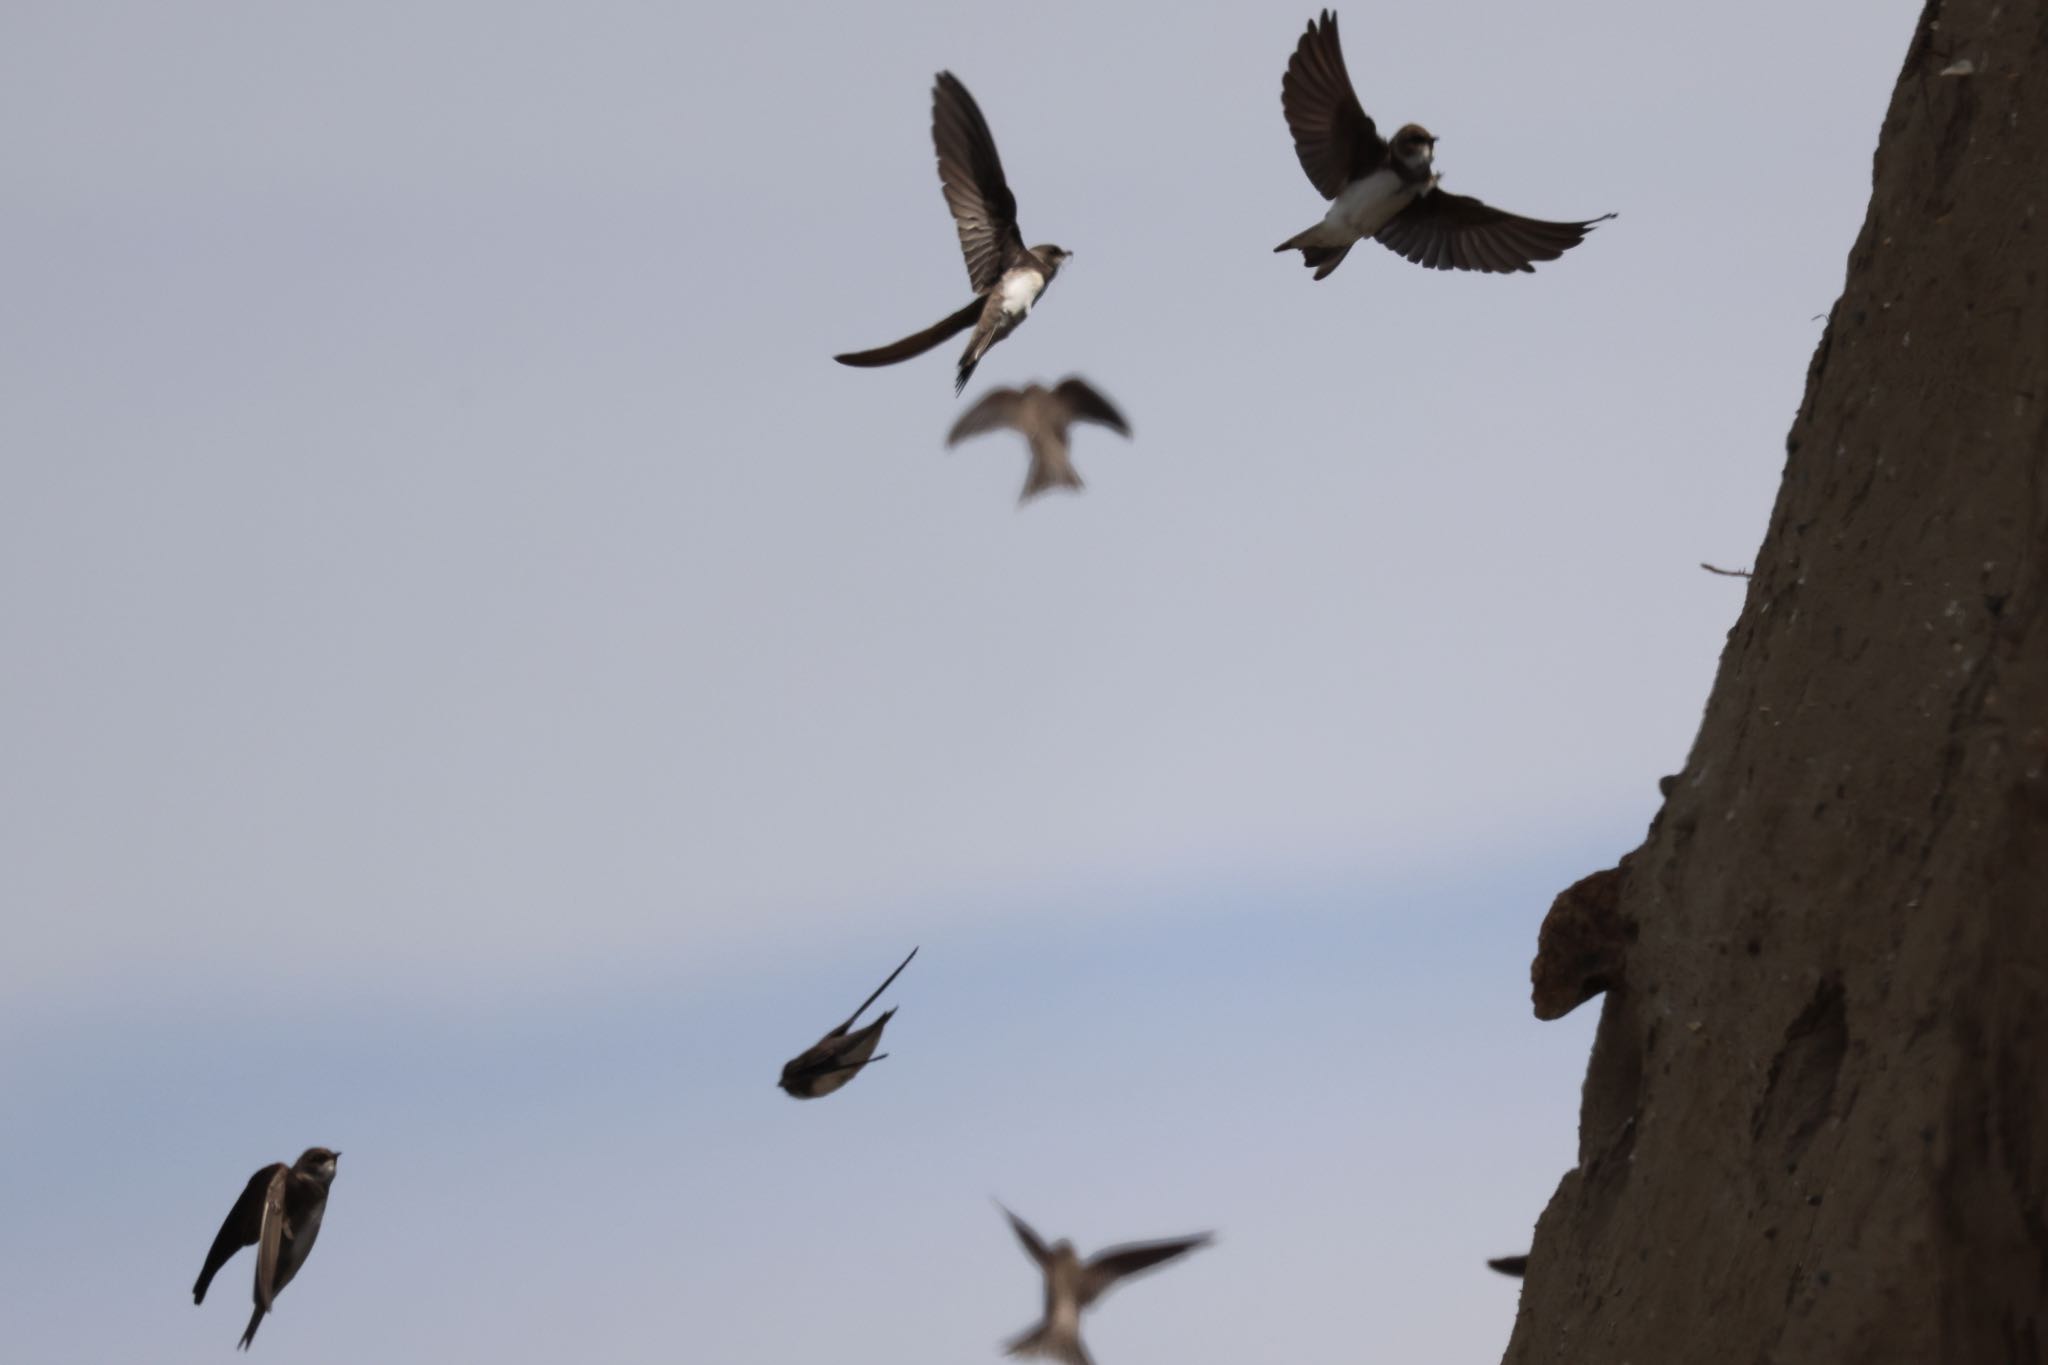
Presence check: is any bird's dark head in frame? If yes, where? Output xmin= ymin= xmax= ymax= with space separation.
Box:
xmin=1392 ymin=123 xmax=1437 ymax=170
xmin=296 ymin=1148 xmax=341 ymax=1182
xmin=1033 ymin=245 xmax=1071 ymax=278
xmin=777 ymin=1059 xmax=810 ymax=1097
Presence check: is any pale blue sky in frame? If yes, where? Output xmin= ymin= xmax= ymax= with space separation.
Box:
xmin=1 ymin=0 xmax=1913 ymax=1359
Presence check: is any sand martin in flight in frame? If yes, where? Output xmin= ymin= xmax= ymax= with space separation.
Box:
xmin=947 ymin=377 xmax=1130 ymax=504
xmin=997 ymin=1203 xmax=1212 ymax=1365
xmin=192 ymin=1147 xmax=340 ymax=1350
xmin=1275 ymin=10 xmax=1612 ymax=279
xmin=778 ymin=947 xmax=917 ymax=1099
xmin=836 ymin=73 xmax=1069 ymax=393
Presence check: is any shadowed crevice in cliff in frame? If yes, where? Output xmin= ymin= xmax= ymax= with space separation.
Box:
xmin=1750 ymin=977 xmax=1848 ymax=1174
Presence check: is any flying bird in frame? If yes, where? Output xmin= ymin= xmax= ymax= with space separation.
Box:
xmin=192 ymin=1147 xmax=340 ymax=1350
xmin=997 ymin=1203 xmax=1212 ymax=1365
xmin=947 ymin=378 xmax=1130 ymax=504
xmin=1275 ymin=10 xmax=1612 ymax=279
xmin=778 ymin=947 xmax=917 ymax=1099
xmin=835 ymin=73 xmax=1070 ymax=393
xmin=1488 ymin=1254 xmax=1529 ymax=1277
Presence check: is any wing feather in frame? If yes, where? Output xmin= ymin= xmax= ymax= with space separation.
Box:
xmin=933 ymin=73 xmax=1023 ymax=292
xmin=1375 ymin=191 xmax=1613 ymax=273
xmin=235 ymin=1166 xmax=289 ymax=1348
xmin=948 ymin=389 xmax=1027 ymax=445
xmin=836 ymin=299 xmax=984 ymax=368
xmin=1050 ymin=379 xmax=1130 ymax=437
xmin=830 ymin=947 xmax=917 ymax=1036
xmin=1078 ymin=1233 xmax=1212 ymax=1306
xmin=252 ymin=1166 xmax=287 ymax=1315
xmin=1280 ymin=11 xmax=1386 ymax=200
xmin=192 ymin=1164 xmax=279 ymax=1304
xmin=998 ymin=1204 xmax=1054 ymax=1268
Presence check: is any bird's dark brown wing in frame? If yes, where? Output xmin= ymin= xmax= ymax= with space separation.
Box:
xmin=1373 ymin=191 xmax=1614 ymax=273
xmin=1281 ymin=10 xmax=1386 ymax=200
xmin=947 ymin=389 xmax=1027 ymax=445
xmin=836 ymin=298 xmax=984 ymax=368
xmin=1078 ymin=1233 xmax=1212 ymax=1306
xmin=829 ymin=946 xmax=917 ymax=1036
xmin=998 ymin=1204 xmax=1054 ymax=1268
xmin=933 ymin=72 xmax=1024 ymax=293
xmin=235 ymin=1166 xmax=289 ymax=1348
xmin=192 ymin=1163 xmax=281 ymax=1304
xmin=1050 ymin=379 xmax=1131 ymax=438
xmin=251 ymin=1166 xmax=288 ymax=1314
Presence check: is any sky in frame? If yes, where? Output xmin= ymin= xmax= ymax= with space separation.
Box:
xmin=0 ymin=0 xmax=1918 ymax=1359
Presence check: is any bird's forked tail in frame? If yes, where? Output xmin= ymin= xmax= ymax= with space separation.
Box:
xmin=1275 ymin=224 xmax=1353 ymax=281
xmin=1005 ymin=1321 xmax=1095 ymax=1365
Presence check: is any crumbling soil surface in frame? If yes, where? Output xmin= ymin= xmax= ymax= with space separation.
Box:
xmin=1506 ymin=1 xmax=2048 ymax=1360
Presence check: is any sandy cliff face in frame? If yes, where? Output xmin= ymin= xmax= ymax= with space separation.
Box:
xmin=1507 ymin=2 xmax=2048 ymax=1360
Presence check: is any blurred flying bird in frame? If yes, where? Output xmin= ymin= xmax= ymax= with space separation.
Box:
xmin=778 ymin=947 xmax=918 ymax=1098
xmin=192 ymin=1147 xmax=340 ymax=1350
xmin=835 ymin=73 xmax=1070 ymax=393
xmin=1488 ymin=1254 xmax=1529 ymax=1277
xmin=997 ymin=1203 xmax=1213 ymax=1365
xmin=947 ymin=378 xmax=1131 ymax=503
xmin=1275 ymin=10 xmax=1612 ymax=278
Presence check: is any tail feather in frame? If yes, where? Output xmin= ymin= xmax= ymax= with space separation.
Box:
xmin=955 ymin=317 xmax=1000 ymax=396
xmin=1020 ymin=437 xmax=1082 ymax=504
xmin=1005 ymin=1322 xmax=1094 ymax=1365
xmin=238 ymin=1304 xmax=266 ymax=1351
xmin=1275 ymin=225 xmax=1354 ymax=280
xmin=835 ymin=298 xmax=983 ymax=368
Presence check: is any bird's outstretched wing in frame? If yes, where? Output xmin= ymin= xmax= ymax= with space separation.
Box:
xmin=947 ymin=389 xmax=1027 ymax=445
xmin=830 ymin=947 xmax=918 ymax=1037
xmin=835 ymin=299 xmax=984 ymax=368
xmin=1078 ymin=1232 xmax=1213 ymax=1306
xmin=1374 ymin=191 xmax=1614 ymax=273
xmin=998 ymin=1203 xmax=1054 ymax=1268
xmin=1051 ymin=380 xmax=1130 ymax=437
xmin=934 ymin=73 xmax=1025 ymax=292
xmin=192 ymin=1163 xmax=281 ymax=1304
xmin=1281 ymin=11 xmax=1386 ymax=200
